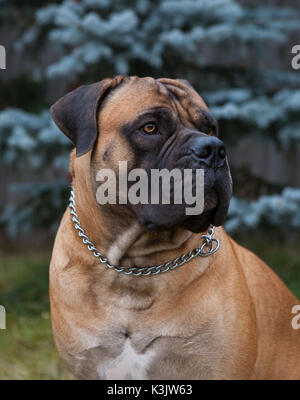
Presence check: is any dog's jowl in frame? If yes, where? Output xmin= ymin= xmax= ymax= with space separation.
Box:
xmin=49 ymin=76 xmax=300 ymax=380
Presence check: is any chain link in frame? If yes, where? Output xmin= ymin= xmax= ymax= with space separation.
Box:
xmin=69 ymin=190 xmax=220 ymax=277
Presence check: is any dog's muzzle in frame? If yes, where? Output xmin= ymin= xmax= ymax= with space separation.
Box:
xmin=130 ymin=131 xmax=232 ymax=234
xmin=190 ymin=136 xmax=227 ymax=170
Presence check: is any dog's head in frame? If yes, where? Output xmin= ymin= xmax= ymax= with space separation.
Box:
xmin=51 ymin=76 xmax=232 ymax=234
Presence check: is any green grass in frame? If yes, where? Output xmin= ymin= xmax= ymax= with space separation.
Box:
xmin=0 ymin=237 xmax=299 ymax=380
xmin=0 ymin=252 xmax=73 ymax=380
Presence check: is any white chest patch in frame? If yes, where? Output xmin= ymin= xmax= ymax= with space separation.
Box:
xmin=97 ymin=339 xmax=156 ymax=380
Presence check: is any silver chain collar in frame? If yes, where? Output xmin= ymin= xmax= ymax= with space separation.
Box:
xmin=69 ymin=190 xmax=220 ymax=277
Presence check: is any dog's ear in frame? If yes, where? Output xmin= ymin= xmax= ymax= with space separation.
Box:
xmin=50 ymin=79 xmax=113 ymax=157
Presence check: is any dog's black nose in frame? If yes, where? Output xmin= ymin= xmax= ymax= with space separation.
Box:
xmin=191 ymin=136 xmax=226 ymax=168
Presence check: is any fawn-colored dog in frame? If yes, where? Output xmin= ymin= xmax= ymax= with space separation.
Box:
xmin=50 ymin=76 xmax=300 ymax=379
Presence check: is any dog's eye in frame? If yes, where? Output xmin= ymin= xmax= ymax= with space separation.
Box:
xmin=142 ymin=122 xmax=158 ymax=134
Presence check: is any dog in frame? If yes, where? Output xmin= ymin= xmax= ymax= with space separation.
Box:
xmin=50 ymin=76 xmax=300 ymax=379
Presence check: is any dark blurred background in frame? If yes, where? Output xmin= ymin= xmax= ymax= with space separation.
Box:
xmin=0 ymin=0 xmax=299 ymax=379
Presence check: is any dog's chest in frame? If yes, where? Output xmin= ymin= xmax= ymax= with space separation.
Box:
xmin=97 ymin=339 xmax=156 ymax=380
